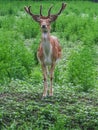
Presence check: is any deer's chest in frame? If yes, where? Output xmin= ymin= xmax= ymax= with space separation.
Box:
xmin=42 ymin=40 xmax=52 ymax=65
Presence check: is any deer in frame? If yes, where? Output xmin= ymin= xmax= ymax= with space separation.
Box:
xmin=24 ymin=3 xmax=67 ymax=97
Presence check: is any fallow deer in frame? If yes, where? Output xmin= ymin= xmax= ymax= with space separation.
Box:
xmin=24 ymin=3 xmax=67 ymax=97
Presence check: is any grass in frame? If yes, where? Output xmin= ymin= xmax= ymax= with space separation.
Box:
xmin=0 ymin=80 xmax=98 ymax=130
xmin=0 ymin=0 xmax=98 ymax=130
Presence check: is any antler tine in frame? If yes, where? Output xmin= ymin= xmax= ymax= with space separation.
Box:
xmin=24 ymin=6 xmax=33 ymax=16
xmin=48 ymin=5 xmax=53 ymax=17
xmin=24 ymin=6 xmax=41 ymax=22
xmin=40 ymin=5 xmax=43 ymax=16
xmin=57 ymin=3 xmax=67 ymax=15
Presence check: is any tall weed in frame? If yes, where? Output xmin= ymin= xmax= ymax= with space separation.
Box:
xmin=0 ymin=31 xmax=33 ymax=84
xmin=66 ymin=44 xmax=95 ymax=91
xmin=16 ymin=16 xmax=40 ymax=39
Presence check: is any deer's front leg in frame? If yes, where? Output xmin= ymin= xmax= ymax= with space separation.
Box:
xmin=41 ymin=64 xmax=48 ymax=97
xmin=49 ymin=63 xmax=55 ymax=96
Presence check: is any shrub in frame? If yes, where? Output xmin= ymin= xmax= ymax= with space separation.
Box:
xmin=31 ymin=37 xmax=40 ymax=65
xmin=16 ymin=16 xmax=40 ymax=39
xmin=66 ymin=44 xmax=95 ymax=91
xmin=0 ymin=30 xmax=33 ymax=84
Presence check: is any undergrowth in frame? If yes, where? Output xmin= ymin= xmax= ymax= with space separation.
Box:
xmin=0 ymin=0 xmax=98 ymax=130
xmin=0 ymin=80 xmax=98 ymax=130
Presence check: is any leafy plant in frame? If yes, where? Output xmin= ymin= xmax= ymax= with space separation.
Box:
xmin=0 ymin=31 xmax=33 ymax=84
xmin=66 ymin=44 xmax=95 ymax=91
xmin=0 ymin=1 xmax=98 ymax=130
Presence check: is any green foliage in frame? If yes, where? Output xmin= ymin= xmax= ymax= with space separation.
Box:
xmin=0 ymin=0 xmax=97 ymax=85
xmin=31 ymin=37 xmax=41 ymax=64
xmin=0 ymin=81 xmax=98 ymax=130
xmin=56 ymin=15 xmax=98 ymax=44
xmin=0 ymin=1 xmax=98 ymax=130
xmin=49 ymin=115 xmax=66 ymax=130
xmin=16 ymin=16 xmax=40 ymax=39
xmin=66 ymin=45 xmax=95 ymax=91
xmin=0 ymin=31 xmax=33 ymax=84
xmin=28 ymin=67 xmax=42 ymax=84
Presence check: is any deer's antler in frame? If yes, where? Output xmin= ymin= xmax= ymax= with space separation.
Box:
xmin=48 ymin=3 xmax=67 ymax=22
xmin=48 ymin=5 xmax=53 ymax=17
xmin=57 ymin=3 xmax=67 ymax=15
xmin=24 ymin=3 xmax=67 ymax=22
xmin=40 ymin=5 xmax=43 ymax=17
xmin=24 ymin=6 xmax=41 ymax=22
xmin=24 ymin=6 xmax=33 ymax=16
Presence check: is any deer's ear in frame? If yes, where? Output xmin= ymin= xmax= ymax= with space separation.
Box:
xmin=31 ymin=15 xmax=40 ymax=22
xmin=49 ymin=15 xmax=58 ymax=22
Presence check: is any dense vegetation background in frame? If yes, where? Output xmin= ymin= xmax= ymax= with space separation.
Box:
xmin=0 ymin=0 xmax=98 ymax=130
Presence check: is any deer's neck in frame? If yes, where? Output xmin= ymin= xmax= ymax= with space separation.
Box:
xmin=42 ymin=32 xmax=51 ymax=52
xmin=41 ymin=32 xmax=51 ymax=49
xmin=42 ymin=31 xmax=50 ymax=41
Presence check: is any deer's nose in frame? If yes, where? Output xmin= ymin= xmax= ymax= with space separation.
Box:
xmin=42 ymin=25 xmax=46 ymax=28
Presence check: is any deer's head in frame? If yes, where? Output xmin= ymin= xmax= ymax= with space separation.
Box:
xmin=24 ymin=3 xmax=67 ymax=33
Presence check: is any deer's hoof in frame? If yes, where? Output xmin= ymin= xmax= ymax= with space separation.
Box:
xmin=49 ymin=93 xmax=53 ymax=96
xmin=42 ymin=93 xmax=47 ymax=97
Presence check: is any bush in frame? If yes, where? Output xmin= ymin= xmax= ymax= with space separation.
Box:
xmin=66 ymin=44 xmax=95 ymax=91
xmin=16 ymin=16 xmax=40 ymax=39
xmin=0 ymin=31 xmax=34 ymax=84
